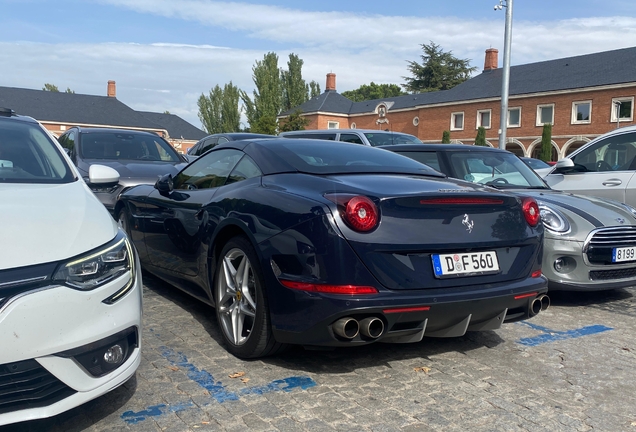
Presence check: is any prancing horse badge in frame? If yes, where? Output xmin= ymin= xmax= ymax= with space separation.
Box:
xmin=462 ymin=214 xmax=474 ymax=233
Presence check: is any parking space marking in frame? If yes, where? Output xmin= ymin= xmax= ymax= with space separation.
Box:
xmin=120 ymin=344 xmax=317 ymax=425
xmin=517 ymin=321 xmax=613 ymax=347
xmin=121 ymin=402 xmax=194 ymax=425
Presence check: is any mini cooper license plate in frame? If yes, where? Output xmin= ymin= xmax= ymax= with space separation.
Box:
xmin=432 ymin=251 xmax=500 ymax=277
xmin=612 ymin=246 xmax=636 ymax=262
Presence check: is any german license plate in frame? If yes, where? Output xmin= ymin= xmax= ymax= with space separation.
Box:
xmin=612 ymin=246 xmax=636 ymax=262
xmin=432 ymin=251 xmax=499 ymax=278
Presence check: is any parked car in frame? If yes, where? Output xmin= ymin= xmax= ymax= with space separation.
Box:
xmin=0 ymin=109 xmax=142 ymax=426
xmin=117 ymin=138 xmax=547 ymax=359
xmin=545 ymin=125 xmax=636 ymax=207
xmin=279 ymin=128 xmax=422 ymax=146
xmin=383 ymin=143 xmax=636 ymax=291
xmin=186 ymin=132 xmax=276 ymax=160
xmin=520 ymin=156 xmax=553 ymax=177
xmin=57 ymin=127 xmax=188 ymax=216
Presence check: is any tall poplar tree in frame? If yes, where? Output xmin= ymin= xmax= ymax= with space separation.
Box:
xmin=198 ymin=82 xmax=241 ymax=134
xmin=240 ymin=52 xmax=282 ymax=134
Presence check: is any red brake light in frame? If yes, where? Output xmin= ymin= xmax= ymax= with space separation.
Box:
xmin=531 ymin=269 xmax=542 ymax=278
xmin=280 ymin=279 xmax=378 ymax=295
xmin=522 ymin=197 xmax=540 ymax=227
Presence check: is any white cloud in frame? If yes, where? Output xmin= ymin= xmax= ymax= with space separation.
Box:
xmin=4 ymin=1 xmax=636 ymax=128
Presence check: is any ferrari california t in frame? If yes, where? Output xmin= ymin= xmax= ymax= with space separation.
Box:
xmin=117 ymin=138 xmax=548 ymax=358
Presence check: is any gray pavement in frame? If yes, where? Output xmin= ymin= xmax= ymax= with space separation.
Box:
xmin=5 ymin=275 xmax=636 ymax=432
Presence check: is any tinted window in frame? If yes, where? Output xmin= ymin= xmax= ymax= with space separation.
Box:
xmin=395 ymin=151 xmax=442 ymax=171
xmin=266 ymin=141 xmax=442 ymax=176
xmin=363 ymin=132 xmax=422 ymax=147
xmin=571 ymin=132 xmax=636 ymax=172
xmin=197 ymin=137 xmax=218 ymax=156
xmin=340 ymin=133 xmax=364 ymax=145
xmin=80 ymin=132 xmax=180 ymax=162
xmin=174 ymin=149 xmax=243 ymax=190
xmin=522 ymin=157 xmax=550 ymax=169
xmin=226 ymin=155 xmax=262 ymax=185
xmin=0 ymin=118 xmax=75 ymax=183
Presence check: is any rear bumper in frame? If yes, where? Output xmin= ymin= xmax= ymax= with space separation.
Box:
xmin=271 ymin=275 xmax=548 ymax=346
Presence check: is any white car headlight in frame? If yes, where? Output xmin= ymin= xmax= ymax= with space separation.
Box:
xmin=54 ymin=231 xmax=134 ymax=291
xmin=539 ymin=204 xmax=571 ymax=233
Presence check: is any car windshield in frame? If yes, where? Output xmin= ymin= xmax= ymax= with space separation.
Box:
xmin=522 ymin=157 xmax=551 ymax=169
xmin=363 ymin=132 xmax=423 ymax=147
xmin=80 ymin=132 xmax=180 ymax=162
xmin=449 ymin=151 xmax=549 ymax=189
xmin=269 ymin=140 xmax=442 ymax=176
xmin=0 ymin=118 xmax=75 ymax=184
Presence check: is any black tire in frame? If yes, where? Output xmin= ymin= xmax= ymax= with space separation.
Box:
xmin=213 ymin=236 xmax=286 ymax=359
xmin=117 ymin=206 xmax=131 ymax=236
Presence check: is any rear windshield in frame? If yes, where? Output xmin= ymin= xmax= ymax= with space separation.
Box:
xmin=0 ymin=118 xmax=75 ymax=184
xmin=80 ymin=132 xmax=180 ymax=162
xmin=363 ymin=132 xmax=422 ymax=147
xmin=267 ymin=140 xmax=443 ymax=176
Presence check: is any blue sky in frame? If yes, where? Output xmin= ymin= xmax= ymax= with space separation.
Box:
xmin=2 ymin=0 xmax=636 ymax=128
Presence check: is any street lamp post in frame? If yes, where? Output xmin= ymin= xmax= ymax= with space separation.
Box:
xmin=495 ymin=0 xmax=513 ymax=151
xmin=615 ymin=101 xmax=622 ymax=129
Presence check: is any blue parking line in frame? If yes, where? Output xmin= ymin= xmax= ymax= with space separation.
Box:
xmin=120 ymin=339 xmax=316 ymax=424
xmin=517 ymin=321 xmax=613 ymax=347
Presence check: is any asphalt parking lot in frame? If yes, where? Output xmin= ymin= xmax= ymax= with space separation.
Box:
xmin=5 ymin=275 xmax=636 ymax=432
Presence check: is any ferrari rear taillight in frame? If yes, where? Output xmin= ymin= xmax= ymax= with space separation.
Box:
xmin=324 ymin=194 xmax=380 ymax=232
xmin=280 ymin=279 xmax=378 ymax=295
xmin=522 ymin=197 xmax=540 ymax=227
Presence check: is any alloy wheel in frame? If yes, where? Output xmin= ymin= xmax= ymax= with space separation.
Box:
xmin=216 ymin=247 xmax=257 ymax=346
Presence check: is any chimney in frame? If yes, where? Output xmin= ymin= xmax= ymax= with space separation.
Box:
xmin=484 ymin=49 xmax=498 ymax=71
xmin=326 ymin=73 xmax=336 ymax=91
xmin=107 ymin=80 xmax=116 ymax=98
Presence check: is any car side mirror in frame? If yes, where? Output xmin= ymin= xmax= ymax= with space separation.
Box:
xmin=88 ymin=164 xmax=120 ymax=185
xmin=554 ymin=158 xmax=574 ymax=174
xmin=155 ymin=174 xmax=174 ymax=195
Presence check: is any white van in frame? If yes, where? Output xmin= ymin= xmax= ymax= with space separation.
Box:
xmin=279 ymin=129 xmax=422 ymax=147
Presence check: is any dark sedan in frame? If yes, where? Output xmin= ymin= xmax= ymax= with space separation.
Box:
xmin=57 ymin=127 xmax=187 ymax=216
xmin=186 ymin=132 xmax=276 ymax=160
xmin=117 ymin=139 xmax=548 ymax=358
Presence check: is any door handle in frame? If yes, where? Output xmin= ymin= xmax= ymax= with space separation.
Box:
xmin=602 ymin=179 xmax=622 ymax=187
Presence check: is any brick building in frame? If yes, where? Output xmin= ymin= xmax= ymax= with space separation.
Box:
xmin=0 ymin=80 xmax=207 ymax=153
xmin=279 ymin=46 xmax=636 ymax=160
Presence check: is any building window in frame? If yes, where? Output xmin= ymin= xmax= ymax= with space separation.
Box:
xmin=413 ymin=117 xmax=419 ymax=126
xmin=476 ymin=109 xmax=491 ymax=129
xmin=60 ymin=125 xmax=67 ymax=131
xmin=611 ymin=97 xmax=634 ymax=122
xmin=571 ymin=101 xmax=591 ymax=124
xmin=536 ymin=104 xmax=554 ymax=126
xmin=327 ymin=121 xmax=339 ymax=129
xmin=450 ymin=112 xmax=464 ymax=131
xmin=350 ymin=122 xmax=356 ymax=129
xmin=507 ymin=107 xmax=521 ymax=127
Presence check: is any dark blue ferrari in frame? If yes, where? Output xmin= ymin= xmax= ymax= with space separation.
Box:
xmin=117 ymin=138 xmax=548 ymax=358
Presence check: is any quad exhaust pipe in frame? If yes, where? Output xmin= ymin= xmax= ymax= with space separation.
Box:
xmin=333 ymin=317 xmax=385 ymax=340
xmin=530 ymin=294 xmax=550 ymax=316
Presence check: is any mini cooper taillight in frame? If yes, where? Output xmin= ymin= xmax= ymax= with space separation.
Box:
xmin=325 ymin=194 xmax=379 ymax=232
xmin=522 ymin=197 xmax=540 ymax=227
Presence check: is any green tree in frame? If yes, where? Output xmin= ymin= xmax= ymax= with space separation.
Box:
xmin=279 ymin=109 xmax=310 ymax=132
xmin=341 ymin=82 xmax=406 ymax=102
xmin=281 ymin=53 xmax=308 ymax=111
xmin=240 ymin=52 xmax=282 ymax=134
xmin=442 ymin=130 xmax=451 ymax=144
xmin=402 ymin=42 xmax=477 ymax=93
xmin=309 ymin=81 xmax=321 ymax=98
xmin=65 ymin=88 xmax=75 ymax=94
xmin=42 ymin=83 xmax=59 ymax=92
xmin=475 ymin=126 xmax=488 ymax=146
xmin=539 ymin=123 xmax=553 ymax=162
xmin=197 ymin=82 xmax=241 ymax=134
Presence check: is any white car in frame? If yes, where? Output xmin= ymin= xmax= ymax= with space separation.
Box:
xmin=545 ymin=125 xmax=636 ymax=205
xmin=0 ymin=108 xmax=142 ymax=426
